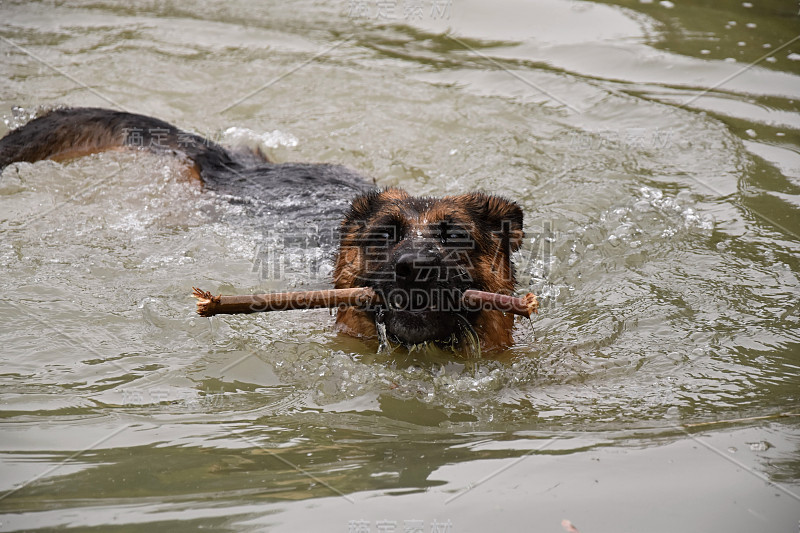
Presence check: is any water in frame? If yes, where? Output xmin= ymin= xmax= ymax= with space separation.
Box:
xmin=1 ymin=0 xmax=799 ymax=531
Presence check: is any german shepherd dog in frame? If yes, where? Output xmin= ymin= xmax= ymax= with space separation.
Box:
xmin=0 ymin=108 xmax=524 ymax=352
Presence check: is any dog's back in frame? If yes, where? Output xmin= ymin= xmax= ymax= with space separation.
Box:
xmin=0 ymin=107 xmax=371 ymax=220
xmin=0 ymin=107 xmax=235 ymax=173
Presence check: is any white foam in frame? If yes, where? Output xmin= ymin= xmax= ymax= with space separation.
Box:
xmin=222 ymin=126 xmax=299 ymax=150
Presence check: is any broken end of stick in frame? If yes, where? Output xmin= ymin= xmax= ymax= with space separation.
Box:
xmin=192 ymin=287 xmax=221 ymax=317
xmin=523 ymin=292 xmax=539 ymax=317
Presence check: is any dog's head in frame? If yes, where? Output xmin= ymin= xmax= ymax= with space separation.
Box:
xmin=333 ymin=188 xmax=523 ymax=350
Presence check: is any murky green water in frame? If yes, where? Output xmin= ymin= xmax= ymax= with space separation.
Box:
xmin=1 ymin=0 xmax=799 ymax=531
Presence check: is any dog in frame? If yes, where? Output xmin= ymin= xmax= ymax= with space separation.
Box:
xmin=0 ymin=107 xmax=524 ymax=352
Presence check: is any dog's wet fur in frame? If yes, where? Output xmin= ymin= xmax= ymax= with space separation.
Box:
xmin=0 ymin=107 xmax=524 ymax=351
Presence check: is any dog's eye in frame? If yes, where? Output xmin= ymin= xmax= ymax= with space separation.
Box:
xmin=363 ymin=224 xmax=402 ymax=248
xmin=438 ymin=222 xmax=470 ymax=246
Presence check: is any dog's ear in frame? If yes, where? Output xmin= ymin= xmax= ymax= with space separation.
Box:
xmin=463 ymin=193 xmax=524 ymax=253
xmin=342 ymin=188 xmax=407 ymax=225
xmin=344 ymin=190 xmax=381 ymax=225
xmin=341 ymin=188 xmax=409 ymax=242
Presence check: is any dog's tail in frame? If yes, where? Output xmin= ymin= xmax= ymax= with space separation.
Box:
xmin=0 ymin=107 xmax=264 ymax=180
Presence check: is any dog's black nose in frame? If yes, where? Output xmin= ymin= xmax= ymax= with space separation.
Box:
xmin=395 ymin=252 xmax=439 ymax=283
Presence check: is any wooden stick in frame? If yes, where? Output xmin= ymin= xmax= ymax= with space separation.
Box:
xmin=192 ymin=287 xmax=538 ymax=318
xmin=463 ymin=290 xmax=538 ymax=316
xmin=192 ymin=287 xmax=376 ymax=317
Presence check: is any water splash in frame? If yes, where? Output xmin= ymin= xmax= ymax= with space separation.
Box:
xmin=454 ymin=315 xmax=481 ymax=360
xmin=2 ymin=105 xmax=41 ymax=130
xmin=375 ymin=310 xmax=396 ymax=355
xmin=222 ymin=126 xmax=299 ymax=150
